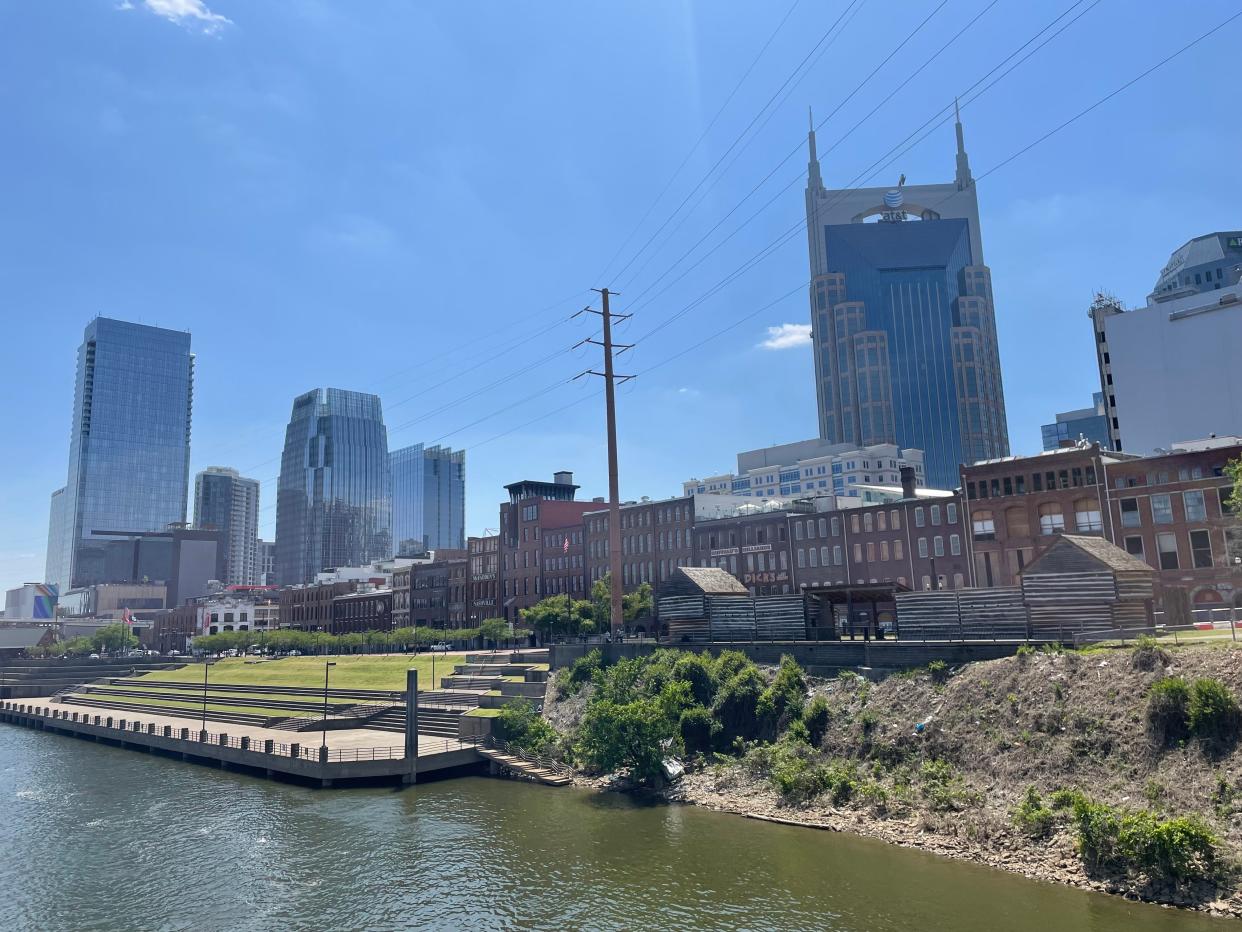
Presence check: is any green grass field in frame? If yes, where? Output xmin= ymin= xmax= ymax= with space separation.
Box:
xmin=138 ymin=653 xmax=467 ymax=691
xmin=70 ymin=692 xmax=296 ymax=720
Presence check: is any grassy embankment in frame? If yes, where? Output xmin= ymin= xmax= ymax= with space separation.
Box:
xmin=530 ymin=640 xmax=1242 ymax=916
xmin=141 ymin=654 xmax=466 ymax=690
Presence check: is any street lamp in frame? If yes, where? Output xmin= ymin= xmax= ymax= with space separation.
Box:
xmin=321 ymin=661 xmax=337 ymax=749
xmin=200 ymin=653 xmax=210 ymax=737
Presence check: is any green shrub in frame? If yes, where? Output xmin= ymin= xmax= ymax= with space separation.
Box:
xmin=713 ymin=650 xmax=753 ymax=683
xmin=679 ymin=706 xmax=716 ymax=756
xmin=494 ymin=702 xmax=559 ymax=754
xmin=575 ymin=697 xmax=675 ymax=784
xmin=927 ymin=659 xmax=949 ymax=684
xmin=1049 ymin=788 xmax=1087 ymax=812
xmin=770 ymin=744 xmax=822 ymax=803
xmin=1067 ymin=794 xmax=1219 ymax=882
xmin=1147 ymin=676 xmax=1191 ymax=746
xmin=802 ymin=696 xmax=831 ymax=746
xmin=1013 ymin=786 xmax=1055 ymax=838
xmin=758 ymin=655 xmax=807 ymax=737
xmin=820 ymin=760 xmax=859 ymax=805
xmin=1188 ymin=677 xmax=1241 ymax=746
xmin=919 ymin=759 xmax=974 ymax=812
xmin=672 ymin=652 xmax=718 ymax=707
xmin=560 ymin=649 xmax=604 ymax=698
xmin=1015 ymin=644 xmax=1035 ymax=661
xmin=712 ymin=667 xmax=765 ymax=748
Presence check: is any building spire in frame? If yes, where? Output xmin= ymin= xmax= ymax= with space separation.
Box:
xmin=954 ymin=97 xmax=973 ymax=190
xmin=807 ymin=106 xmax=823 ymax=190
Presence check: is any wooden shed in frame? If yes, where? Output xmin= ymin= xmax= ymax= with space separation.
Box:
xmin=658 ymin=567 xmax=749 ymax=642
xmin=1019 ymin=534 xmax=1156 ymax=637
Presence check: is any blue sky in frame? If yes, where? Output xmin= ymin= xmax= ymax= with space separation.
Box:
xmin=1 ymin=0 xmax=1239 ymax=595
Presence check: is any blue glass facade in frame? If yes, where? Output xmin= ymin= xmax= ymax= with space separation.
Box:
xmin=390 ymin=443 xmax=465 ymax=555
xmin=813 ymin=218 xmax=1008 ymax=489
xmin=193 ymin=467 xmax=260 ymax=585
xmin=45 ymin=318 xmax=194 ymax=592
xmin=275 ymin=388 xmax=392 ymax=584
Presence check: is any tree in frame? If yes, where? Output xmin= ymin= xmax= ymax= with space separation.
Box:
xmin=1225 ymin=458 xmax=1241 ymax=515
xmin=589 ymin=575 xmax=655 ymax=629
xmin=575 ymin=697 xmax=675 ymax=784
xmin=91 ymin=623 xmax=138 ymax=653
xmin=522 ymin=597 xmax=592 ymax=639
xmin=479 ymin=617 xmax=510 ymax=646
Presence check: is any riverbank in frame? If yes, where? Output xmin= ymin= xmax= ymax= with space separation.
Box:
xmin=544 ymin=642 xmax=1242 ymax=920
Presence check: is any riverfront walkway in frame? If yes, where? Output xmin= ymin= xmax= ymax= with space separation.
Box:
xmin=0 ymin=698 xmax=482 ymax=786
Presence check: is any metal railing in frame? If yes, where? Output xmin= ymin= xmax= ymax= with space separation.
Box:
xmin=481 ymin=734 xmax=572 ymax=777
xmin=1071 ymin=620 xmax=1239 ymax=648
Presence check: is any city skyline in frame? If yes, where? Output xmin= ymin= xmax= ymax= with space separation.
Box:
xmin=2 ymin=2 xmax=1241 ymax=594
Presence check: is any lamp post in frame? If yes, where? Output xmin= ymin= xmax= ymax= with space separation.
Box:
xmin=321 ymin=661 xmax=337 ymax=749
xmin=201 ymin=654 xmax=210 ymax=736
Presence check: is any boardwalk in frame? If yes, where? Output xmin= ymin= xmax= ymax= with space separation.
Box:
xmin=0 ymin=698 xmax=481 ymax=786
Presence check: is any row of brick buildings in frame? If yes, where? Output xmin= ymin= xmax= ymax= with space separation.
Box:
xmin=150 ymin=444 xmax=1240 ymax=646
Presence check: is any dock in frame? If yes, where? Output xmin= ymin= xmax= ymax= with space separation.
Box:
xmin=0 ymin=698 xmax=481 ymax=786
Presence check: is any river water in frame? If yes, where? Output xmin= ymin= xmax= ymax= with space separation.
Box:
xmin=0 ymin=727 xmax=1233 ymax=931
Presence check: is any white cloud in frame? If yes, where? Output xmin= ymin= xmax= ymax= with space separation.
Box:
xmin=126 ymin=0 xmax=233 ymax=34
xmin=758 ymin=323 xmax=811 ymax=350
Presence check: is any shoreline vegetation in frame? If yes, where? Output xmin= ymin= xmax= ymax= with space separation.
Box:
xmin=509 ymin=641 xmax=1242 ymax=919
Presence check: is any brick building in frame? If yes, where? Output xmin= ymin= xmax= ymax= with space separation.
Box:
xmin=498 ymin=473 xmax=600 ymax=624
xmin=584 ymin=496 xmax=698 ymax=597
xmin=409 ymin=550 xmax=468 ymax=628
xmin=692 ymin=508 xmax=796 ymax=597
xmin=391 ymin=563 xmax=412 ymax=629
xmin=331 ymin=587 xmax=393 ymax=634
xmin=279 ymin=580 xmax=359 ymax=631
xmin=467 ymin=534 xmax=500 ymax=622
xmin=960 ymin=439 xmax=1241 ymax=608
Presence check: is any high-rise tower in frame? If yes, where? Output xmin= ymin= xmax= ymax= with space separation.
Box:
xmin=390 ymin=443 xmax=465 ymax=556
xmin=274 ymin=388 xmax=392 ymax=585
xmin=193 ymin=467 xmax=260 ymax=586
xmin=804 ymin=107 xmax=1008 ymax=488
xmin=45 ymin=318 xmax=194 ymax=593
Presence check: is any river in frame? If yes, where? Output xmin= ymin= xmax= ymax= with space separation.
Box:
xmin=0 ymin=727 xmax=1233 ymax=931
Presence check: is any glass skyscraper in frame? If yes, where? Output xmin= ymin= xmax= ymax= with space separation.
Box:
xmin=193 ymin=466 xmax=260 ymax=586
xmin=274 ymin=388 xmax=392 ymax=585
xmin=45 ymin=318 xmax=194 ymax=594
xmin=390 ymin=443 xmax=466 ymax=556
xmin=804 ymin=107 xmax=1008 ymax=489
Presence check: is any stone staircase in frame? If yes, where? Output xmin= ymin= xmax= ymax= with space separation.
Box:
xmin=478 ymin=741 xmax=571 ymax=787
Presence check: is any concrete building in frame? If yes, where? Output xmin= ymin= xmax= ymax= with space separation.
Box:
xmin=193 ymin=467 xmax=260 ymax=586
xmin=45 ymin=318 xmax=194 ymax=594
xmin=1091 ymin=233 xmax=1242 ymax=454
xmin=390 ymin=443 xmax=466 ymax=556
xmin=684 ymin=438 xmax=925 ymax=503
xmin=805 ymin=106 xmax=1008 ymax=489
xmin=1041 ymin=393 xmax=1110 ymax=451
xmin=256 ymin=539 xmax=276 ymax=585
xmin=275 ymin=388 xmax=392 ymax=585
xmin=959 ymin=439 xmax=1242 ymax=609
xmin=4 ymin=584 xmax=58 ymax=621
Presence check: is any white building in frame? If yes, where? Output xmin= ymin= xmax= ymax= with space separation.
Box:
xmin=683 ymin=439 xmax=927 ymax=504
xmin=1092 ymin=232 xmax=1242 ymax=454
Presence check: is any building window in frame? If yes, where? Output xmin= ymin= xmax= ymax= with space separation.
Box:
xmin=1005 ymin=506 xmax=1030 ymax=537
xmin=819 ymin=546 xmax=829 ymax=567
xmin=795 ymin=522 xmax=804 ymax=541
xmin=863 ymin=513 xmax=872 ymax=533
xmin=1123 ymin=536 xmax=1145 ymax=560
xmin=972 ymin=511 xmax=995 ymax=541
xmin=918 ymin=537 xmax=928 ymax=558
xmin=1120 ymin=498 xmax=1140 ymax=527
xmin=890 ymin=510 xmax=900 ymax=530
xmin=1157 ymin=532 xmax=1179 ymax=570
xmin=1151 ymin=494 xmax=1173 ymax=524
xmin=879 ymin=541 xmax=889 ymax=561
xmin=797 ymin=549 xmax=805 ymax=569
xmin=853 ymin=543 xmax=862 ymax=563
xmin=1189 ymin=530 xmax=1213 ymax=569
xmin=930 ymin=504 xmax=941 ymax=526
xmin=809 ymin=548 xmax=819 ymax=568
xmin=949 ymin=534 xmax=961 ymax=556
xmin=851 ymin=515 xmax=860 ymax=534
xmin=818 ymin=518 xmax=827 ymax=537
xmin=833 ymin=545 xmax=843 ymax=566
xmin=933 ymin=536 xmax=944 ymax=557
xmin=893 ymin=539 xmax=903 ymax=560
xmin=915 ymin=507 xmax=925 ymax=527
xmin=946 ymin=502 xmax=957 ymax=524
xmin=830 ymin=516 xmax=841 ymax=537
xmin=1039 ymin=503 xmax=1065 ymax=535
xmin=1074 ymin=499 xmax=1102 ymax=533
xmin=1183 ymin=490 xmax=1206 ymax=522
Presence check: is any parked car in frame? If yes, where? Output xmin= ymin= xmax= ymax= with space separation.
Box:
xmin=89 ymin=653 xmax=100 ymax=659
xmin=429 ymin=642 xmax=452 ymax=652
xmin=168 ymin=649 xmax=181 ymax=656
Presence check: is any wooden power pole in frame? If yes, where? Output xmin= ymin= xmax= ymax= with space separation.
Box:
xmin=574 ymin=288 xmax=632 ymax=634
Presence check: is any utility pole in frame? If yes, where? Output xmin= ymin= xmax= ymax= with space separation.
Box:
xmin=574 ymin=288 xmax=633 ymax=635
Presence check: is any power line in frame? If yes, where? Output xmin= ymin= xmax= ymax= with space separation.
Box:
xmin=594 ymin=0 xmax=803 ymax=284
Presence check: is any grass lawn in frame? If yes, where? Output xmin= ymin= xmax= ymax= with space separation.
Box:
xmin=137 ymin=653 xmax=467 ymax=691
